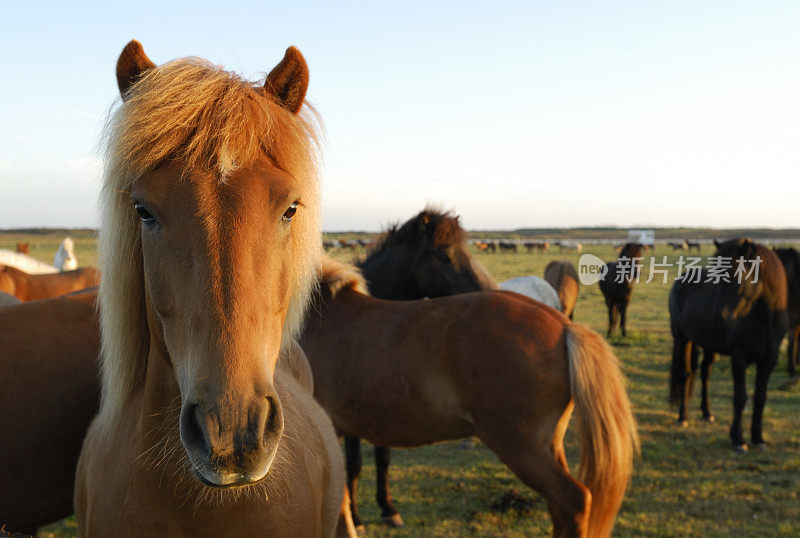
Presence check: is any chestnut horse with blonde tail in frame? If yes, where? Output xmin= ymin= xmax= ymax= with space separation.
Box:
xmin=75 ymin=41 xmax=354 ymax=537
xmin=302 ymin=257 xmax=638 ymax=537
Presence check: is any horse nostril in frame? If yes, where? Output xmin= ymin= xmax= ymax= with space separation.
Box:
xmin=180 ymin=402 xmax=208 ymax=456
xmin=265 ymin=396 xmax=280 ymax=434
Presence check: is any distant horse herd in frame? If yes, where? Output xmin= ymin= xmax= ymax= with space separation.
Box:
xmin=0 ymin=41 xmax=798 ymax=538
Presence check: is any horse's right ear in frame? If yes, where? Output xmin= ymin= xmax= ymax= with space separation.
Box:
xmin=714 ymin=240 xmax=720 ymax=248
xmin=116 ymin=40 xmax=156 ymax=99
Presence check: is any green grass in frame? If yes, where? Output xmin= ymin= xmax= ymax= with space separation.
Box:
xmin=15 ymin=240 xmax=799 ymax=537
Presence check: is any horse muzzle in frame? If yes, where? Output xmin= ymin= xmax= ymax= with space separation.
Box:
xmin=179 ymin=394 xmax=284 ymax=488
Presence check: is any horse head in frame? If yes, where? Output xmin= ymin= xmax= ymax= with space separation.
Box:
xmin=98 ymin=40 xmax=321 ymax=488
xmin=361 ymin=207 xmax=487 ymax=299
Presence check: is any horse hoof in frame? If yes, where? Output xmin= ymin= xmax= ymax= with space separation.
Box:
xmin=676 ymin=419 xmax=689 ymax=427
xmin=703 ymin=415 xmax=715 ymax=423
xmin=382 ymin=514 xmax=404 ymax=528
xmin=753 ymin=443 xmax=767 ymax=452
xmin=355 ymin=524 xmax=366 ymax=536
xmin=733 ymin=444 xmax=749 ymax=453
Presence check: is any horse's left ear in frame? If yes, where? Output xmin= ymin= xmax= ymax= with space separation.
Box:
xmin=116 ymin=40 xmax=156 ymax=99
xmin=265 ymin=47 xmax=309 ymax=114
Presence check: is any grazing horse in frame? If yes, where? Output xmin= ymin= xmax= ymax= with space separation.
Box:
xmin=545 ymin=260 xmax=580 ymax=320
xmin=54 ymin=237 xmax=79 ymax=271
xmin=475 ymin=240 xmax=496 ymax=253
xmin=15 ymin=242 xmax=29 ymax=254
xmin=0 ymin=265 xmax=99 ymax=301
xmin=686 ymin=240 xmax=701 ymax=252
xmin=599 ymin=243 xmax=644 ymax=338
xmin=524 ymin=241 xmax=549 ymax=253
xmin=0 ymin=290 xmax=100 ymax=534
xmin=774 ymin=247 xmax=800 ymax=376
xmin=301 ymin=257 xmax=638 ymax=537
xmin=498 ymin=240 xmax=518 ymax=253
xmin=75 ymin=41 xmax=353 ymax=537
xmin=669 ymin=239 xmax=788 ymax=451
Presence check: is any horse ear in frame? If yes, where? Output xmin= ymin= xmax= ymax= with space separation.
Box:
xmin=116 ymin=40 xmax=155 ymax=99
xmin=265 ymin=47 xmax=309 ymax=114
xmin=714 ymin=240 xmax=720 ymax=248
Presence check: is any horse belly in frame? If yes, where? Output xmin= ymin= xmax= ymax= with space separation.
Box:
xmin=345 ymin=369 xmax=473 ymax=448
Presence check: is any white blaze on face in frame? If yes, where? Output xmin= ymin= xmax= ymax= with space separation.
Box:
xmin=54 ymin=237 xmax=79 ymax=271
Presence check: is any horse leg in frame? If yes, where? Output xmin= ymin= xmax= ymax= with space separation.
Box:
xmin=789 ymin=325 xmax=800 ymax=378
xmin=620 ymin=299 xmax=629 ymax=337
xmin=606 ymin=302 xmax=618 ymax=338
xmin=675 ymin=340 xmax=695 ymax=425
xmin=336 ymin=486 xmax=359 ymax=538
xmin=729 ymin=356 xmax=748 ymax=451
xmin=344 ymin=436 xmax=365 ymax=533
xmin=477 ymin=416 xmax=590 ymax=537
xmin=374 ymin=446 xmax=403 ymax=527
xmin=700 ymin=349 xmax=716 ymax=421
xmin=750 ymin=360 xmax=775 ymax=449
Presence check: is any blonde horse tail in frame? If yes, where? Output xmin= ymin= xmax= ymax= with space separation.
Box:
xmin=566 ymin=324 xmax=639 ymax=538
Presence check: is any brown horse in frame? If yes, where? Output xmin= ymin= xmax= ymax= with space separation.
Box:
xmin=0 ymin=265 xmax=99 ymax=301
xmin=599 ymin=243 xmax=644 ymax=337
xmin=669 ymin=239 xmax=788 ymax=450
xmin=15 ymin=242 xmax=30 ymax=254
xmin=0 ymin=290 xmax=100 ymax=534
xmin=75 ymin=41 xmax=353 ymax=537
xmin=545 ymin=260 xmax=580 ymax=320
xmin=301 ymin=257 xmax=638 ymax=537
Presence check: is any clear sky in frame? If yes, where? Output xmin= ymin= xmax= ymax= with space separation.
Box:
xmin=1 ymin=1 xmax=799 ymax=231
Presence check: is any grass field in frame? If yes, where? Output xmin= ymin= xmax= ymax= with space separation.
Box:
xmin=4 ymin=235 xmax=798 ymax=537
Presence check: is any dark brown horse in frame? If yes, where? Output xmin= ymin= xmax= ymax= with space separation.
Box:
xmin=599 ymin=243 xmax=644 ymax=338
xmin=340 ymin=208 xmax=487 ymax=529
xmin=545 ymin=260 xmax=580 ymax=320
xmin=0 ymin=265 xmax=99 ymax=302
xmin=0 ymin=289 xmax=100 ymax=534
xmin=774 ymin=247 xmax=800 ymax=376
xmin=301 ymin=257 xmax=638 ymax=537
xmin=669 ymin=239 xmax=788 ymax=451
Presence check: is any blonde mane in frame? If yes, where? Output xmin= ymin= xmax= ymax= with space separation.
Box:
xmin=319 ymin=254 xmax=369 ymax=297
xmin=97 ymin=57 xmax=322 ymax=428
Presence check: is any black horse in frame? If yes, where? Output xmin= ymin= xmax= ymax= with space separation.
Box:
xmin=345 ymin=207 xmax=488 ymax=529
xmin=599 ymin=243 xmax=644 ymax=338
xmin=669 ymin=239 xmax=788 ymax=451
xmin=774 ymin=247 xmax=800 ymax=377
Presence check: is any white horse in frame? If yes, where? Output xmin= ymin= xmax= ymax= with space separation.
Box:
xmin=53 ymin=237 xmax=78 ymax=271
xmin=499 ymin=276 xmax=563 ymax=312
xmin=469 ymin=259 xmax=563 ymax=312
xmin=0 ymin=250 xmax=58 ymax=274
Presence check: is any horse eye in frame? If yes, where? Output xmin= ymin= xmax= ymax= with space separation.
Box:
xmin=133 ymin=201 xmax=158 ymax=225
xmin=282 ymin=202 xmax=298 ymax=222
